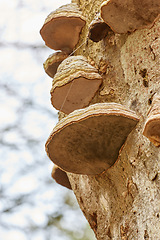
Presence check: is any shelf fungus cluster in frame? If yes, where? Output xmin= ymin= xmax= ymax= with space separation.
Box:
xmin=50 ymin=56 xmax=102 ymax=114
xmin=51 ymin=165 xmax=72 ymax=190
xmin=143 ymin=94 xmax=160 ymax=147
xmin=100 ymin=0 xmax=160 ymax=33
xmin=40 ymin=2 xmax=142 ymax=187
xmin=46 ymin=103 xmax=139 ymax=175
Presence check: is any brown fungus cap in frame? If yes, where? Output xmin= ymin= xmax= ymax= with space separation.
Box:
xmin=40 ymin=3 xmax=86 ymax=53
xmin=50 ymin=56 xmax=102 ymax=114
xmin=43 ymin=51 xmax=68 ymax=78
xmin=45 ymin=103 xmax=139 ymax=175
xmin=101 ymin=0 xmax=160 ymax=34
xmin=143 ymin=94 xmax=160 ymax=147
xmin=88 ymin=13 xmax=112 ymax=42
xmin=51 ymin=165 xmax=72 ymax=190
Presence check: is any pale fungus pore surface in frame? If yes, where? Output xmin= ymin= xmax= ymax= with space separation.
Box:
xmin=43 ymin=51 xmax=68 ymax=78
xmin=50 ymin=56 xmax=102 ymax=114
xmin=40 ymin=3 xmax=86 ymax=53
xmin=51 ymin=165 xmax=72 ymax=190
xmin=143 ymin=94 xmax=160 ymax=147
xmin=101 ymin=0 xmax=160 ymax=33
xmin=88 ymin=13 xmax=112 ymax=42
xmin=46 ymin=103 xmax=139 ymax=175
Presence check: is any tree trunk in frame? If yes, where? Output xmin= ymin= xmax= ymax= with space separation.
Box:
xmin=67 ymin=0 xmax=160 ymax=239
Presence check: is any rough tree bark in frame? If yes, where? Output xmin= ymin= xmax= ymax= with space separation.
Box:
xmin=65 ymin=0 xmax=160 ymax=239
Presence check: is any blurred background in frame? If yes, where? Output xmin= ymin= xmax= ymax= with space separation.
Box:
xmin=0 ymin=0 xmax=96 ymax=239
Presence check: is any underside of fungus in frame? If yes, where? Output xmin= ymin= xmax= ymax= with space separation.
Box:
xmin=101 ymin=0 xmax=160 ymax=33
xmin=43 ymin=52 xmax=68 ymax=78
xmin=88 ymin=13 xmax=112 ymax=42
xmin=143 ymin=94 xmax=160 ymax=147
xmin=51 ymin=165 xmax=72 ymax=190
xmin=50 ymin=56 xmax=102 ymax=114
xmin=40 ymin=3 xmax=86 ymax=53
xmin=46 ymin=103 xmax=139 ymax=175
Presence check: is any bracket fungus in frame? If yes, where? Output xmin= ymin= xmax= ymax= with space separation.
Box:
xmin=101 ymin=0 xmax=160 ymax=33
xmin=46 ymin=103 xmax=139 ymax=175
xmin=50 ymin=56 xmax=102 ymax=114
xmin=43 ymin=51 xmax=68 ymax=78
xmin=51 ymin=165 xmax=72 ymax=190
xmin=88 ymin=13 xmax=112 ymax=42
xmin=143 ymin=94 xmax=160 ymax=147
xmin=40 ymin=3 xmax=86 ymax=53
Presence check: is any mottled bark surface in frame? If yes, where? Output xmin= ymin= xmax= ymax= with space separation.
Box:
xmin=64 ymin=0 xmax=160 ymax=239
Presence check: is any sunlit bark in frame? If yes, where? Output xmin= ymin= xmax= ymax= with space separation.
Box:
xmin=67 ymin=0 xmax=160 ymax=239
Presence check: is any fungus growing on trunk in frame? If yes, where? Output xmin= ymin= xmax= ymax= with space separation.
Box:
xmin=50 ymin=56 xmax=102 ymax=114
xmin=43 ymin=52 xmax=68 ymax=78
xmin=51 ymin=165 xmax=72 ymax=190
xmin=40 ymin=3 xmax=86 ymax=53
xmin=101 ymin=0 xmax=160 ymax=33
xmin=46 ymin=103 xmax=139 ymax=175
xmin=88 ymin=13 xmax=112 ymax=42
xmin=143 ymin=94 xmax=160 ymax=147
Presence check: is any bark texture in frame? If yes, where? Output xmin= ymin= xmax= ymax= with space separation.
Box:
xmin=64 ymin=0 xmax=160 ymax=239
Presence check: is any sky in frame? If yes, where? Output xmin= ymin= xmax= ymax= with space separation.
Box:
xmin=0 ymin=0 xmax=96 ymax=239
